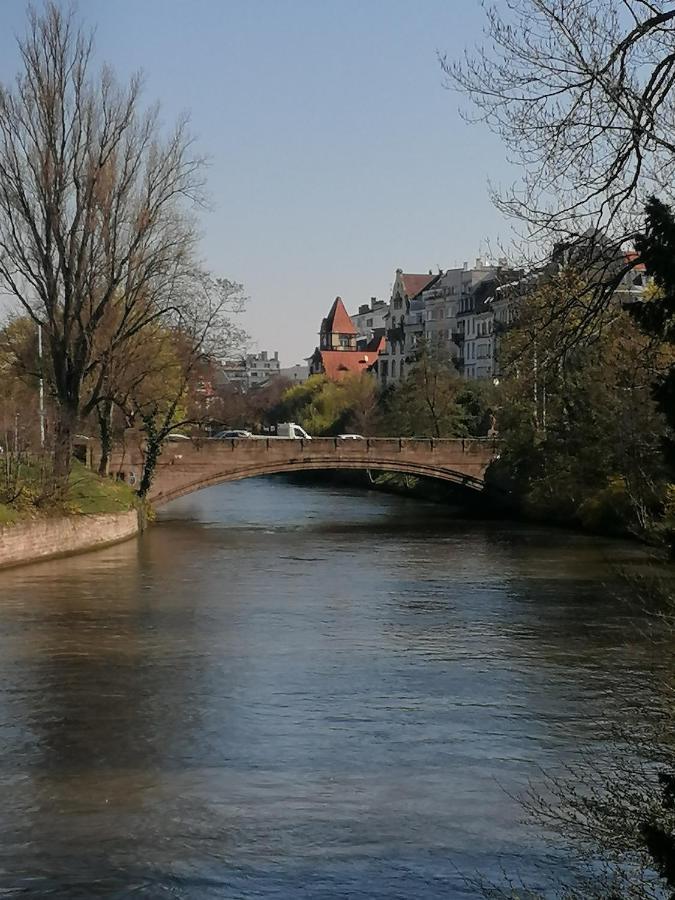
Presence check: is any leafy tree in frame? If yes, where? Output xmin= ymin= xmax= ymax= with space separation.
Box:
xmin=269 ymin=374 xmax=378 ymax=436
xmin=379 ymin=341 xmax=474 ymax=438
xmin=632 ymin=197 xmax=675 ymax=484
xmin=491 ymin=268 xmax=670 ymax=535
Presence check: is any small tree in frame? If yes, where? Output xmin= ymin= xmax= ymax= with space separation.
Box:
xmin=380 ymin=341 xmax=467 ymax=438
xmin=116 ymin=271 xmax=246 ymax=497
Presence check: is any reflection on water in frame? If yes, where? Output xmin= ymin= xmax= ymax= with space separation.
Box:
xmin=0 ymin=476 xmax=667 ymax=897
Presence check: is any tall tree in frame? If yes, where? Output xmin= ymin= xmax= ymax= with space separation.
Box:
xmin=0 ymin=3 xmax=202 ymax=479
xmin=447 ymin=0 xmax=675 ymax=242
xmin=446 ymin=0 xmax=675 ymax=341
xmin=632 ymin=196 xmax=675 ymax=483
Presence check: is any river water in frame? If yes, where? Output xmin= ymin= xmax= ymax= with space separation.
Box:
xmin=0 ymin=476 xmax=668 ymax=898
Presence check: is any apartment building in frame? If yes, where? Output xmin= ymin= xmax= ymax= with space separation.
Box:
xmin=350 ymin=297 xmax=388 ymax=345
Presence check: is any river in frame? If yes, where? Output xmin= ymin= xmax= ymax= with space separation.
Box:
xmin=0 ymin=476 xmax=667 ymax=898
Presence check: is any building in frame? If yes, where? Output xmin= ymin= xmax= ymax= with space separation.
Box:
xmin=221 ymin=350 xmax=281 ymax=390
xmin=279 ymin=363 xmax=309 ymax=384
xmin=350 ymin=297 xmax=388 ymax=345
xmin=375 ymin=269 xmax=440 ymax=386
xmin=307 ymin=297 xmax=383 ymax=380
xmin=246 ymin=350 xmax=280 ymax=386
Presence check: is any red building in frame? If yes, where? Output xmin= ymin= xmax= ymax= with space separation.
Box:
xmin=307 ymin=297 xmax=384 ymax=381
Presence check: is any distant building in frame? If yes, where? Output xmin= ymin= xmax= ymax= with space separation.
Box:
xmin=351 ymin=297 xmax=388 ymax=345
xmin=279 ymin=363 xmax=309 ymax=384
xmin=307 ymin=297 xmax=383 ymax=380
xmin=375 ymin=269 xmax=440 ymax=386
xmin=246 ymin=350 xmax=280 ymax=386
xmin=221 ymin=350 xmax=281 ymax=390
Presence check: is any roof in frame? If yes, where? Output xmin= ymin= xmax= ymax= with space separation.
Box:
xmin=365 ymin=333 xmax=386 ymax=354
xmin=323 ymin=296 xmax=357 ymax=335
xmin=625 ymin=250 xmax=646 ymax=272
xmin=400 ymin=272 xmax=437 ymax=299
xmin=316 ymin=349 xmax=378 ymax=380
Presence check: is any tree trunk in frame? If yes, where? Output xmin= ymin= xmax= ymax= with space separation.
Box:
xmin=97 ymin=398 xmax=113 ymax=476
xmin=54 ymin=402 xmax=78 ymax=486
xmin=138 ymin=417 xmax=161 ymax=498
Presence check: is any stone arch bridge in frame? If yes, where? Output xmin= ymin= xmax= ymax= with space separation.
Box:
xmin=110 ymin=437 xmax=499 ymax=507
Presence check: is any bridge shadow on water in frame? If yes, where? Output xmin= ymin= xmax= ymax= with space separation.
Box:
xmin=274 ymin=469 xmax=508 ymax=521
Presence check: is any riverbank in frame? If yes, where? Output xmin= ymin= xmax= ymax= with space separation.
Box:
xmin=0 ymin=462 xmax=144 ymax=569
xmin=0 ymin=509 xmax=141 ymax=570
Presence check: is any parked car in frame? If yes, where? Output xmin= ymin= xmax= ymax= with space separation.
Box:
xmin=166 ymin=432 xmax=191 ymax=442
xmin=214 ymin=429 xmax=253 ymax=439
xmin=337 ymin=433 xmax=364 ymax=440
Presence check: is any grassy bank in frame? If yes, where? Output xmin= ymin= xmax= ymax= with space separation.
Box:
xmin=0 ymin=461 xmax=138 ymax=526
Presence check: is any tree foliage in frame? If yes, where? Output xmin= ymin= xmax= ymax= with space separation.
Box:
xmin=379 ymin=341 xmax=494 ymax=438
xmin=490 ymin=267 xmax=671 ymax=535
xmin=270 ymin=374 xmax=378 ymax=436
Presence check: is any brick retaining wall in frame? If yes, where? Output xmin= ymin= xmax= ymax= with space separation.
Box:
xmin=0 ymin=510 xmax=140 ymax=570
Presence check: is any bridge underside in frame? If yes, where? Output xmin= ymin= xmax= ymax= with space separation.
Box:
xmin=151 ymin=458 xmax=487 ymax=507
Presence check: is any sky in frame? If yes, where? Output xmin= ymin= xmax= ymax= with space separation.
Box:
xmin=0 ymin=0 xmax=514 ymax=366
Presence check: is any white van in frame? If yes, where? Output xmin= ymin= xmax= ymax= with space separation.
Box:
xmin=276 ymin=422 xmax=312 ymax=440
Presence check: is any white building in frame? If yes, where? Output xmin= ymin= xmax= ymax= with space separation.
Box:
xmin=222 ymin=350 xmax=281 ymax=390
xmin=376 ymin=269 xmax=439 ymax=386
xmin=376 ymin=260 xmax=511 ymax=386
xmin=246 ymin=350 xmax=280 ymax=386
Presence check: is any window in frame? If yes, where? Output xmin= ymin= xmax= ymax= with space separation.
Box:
xmin=393 ymin=298 xmax=403 ymax=310
xmin=380 ymin=360 xmax=389 ymax=377
xmin=339 ymin=336 xmax=350 ymax=348
xmin=366 ymin=318 xmax=373 ymax=327
xmin=391 ymin=359 xmax=397 ymax=378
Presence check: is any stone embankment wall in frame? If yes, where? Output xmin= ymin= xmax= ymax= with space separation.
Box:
xmin=0 ymin=510 xmax=140 ymax=570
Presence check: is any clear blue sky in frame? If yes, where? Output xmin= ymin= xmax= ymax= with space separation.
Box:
xmin=0 ymin=0 xmax=513 ymax=365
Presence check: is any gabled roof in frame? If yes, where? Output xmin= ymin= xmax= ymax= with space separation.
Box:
xmin=315 ymin=349 xmax=379 ymax=380
xmin=323 ymin=296 xmax=357 ymax=335
xmin=400 ymin=272 xmax=437 ymax=299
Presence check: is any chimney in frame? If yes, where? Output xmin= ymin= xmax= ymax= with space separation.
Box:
xmin=475 ymin=257 xmax=484 ymax=269
xmin=274 ymin=350 xmax=279 ymax=361
xmin=371 ymin=296 xmax=377 ymax=308
xmin=261 ymin=351 xmax=267 ymax=361
xmin=463 ymin=261 xmax=468 ymax=271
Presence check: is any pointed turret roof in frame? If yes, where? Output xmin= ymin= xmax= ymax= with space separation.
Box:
xmin=322 ymin=296 xmax=357 ymax=335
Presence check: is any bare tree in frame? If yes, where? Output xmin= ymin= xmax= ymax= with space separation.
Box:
xmin=446 ymin=1 xmax=675 ymax=241
xmin=0 ymin=3 xmax=203 ymax=480
xmin=444 ymin=1 xmax=675 ymax=341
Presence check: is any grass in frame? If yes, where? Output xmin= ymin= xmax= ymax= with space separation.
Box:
xmin=0 ymin=459 xmax=138 ymax=526
xmin=66 ymin=462 xmax=137 ymax=515
xmin=0 ymin=504 xmax=19 ymax=525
